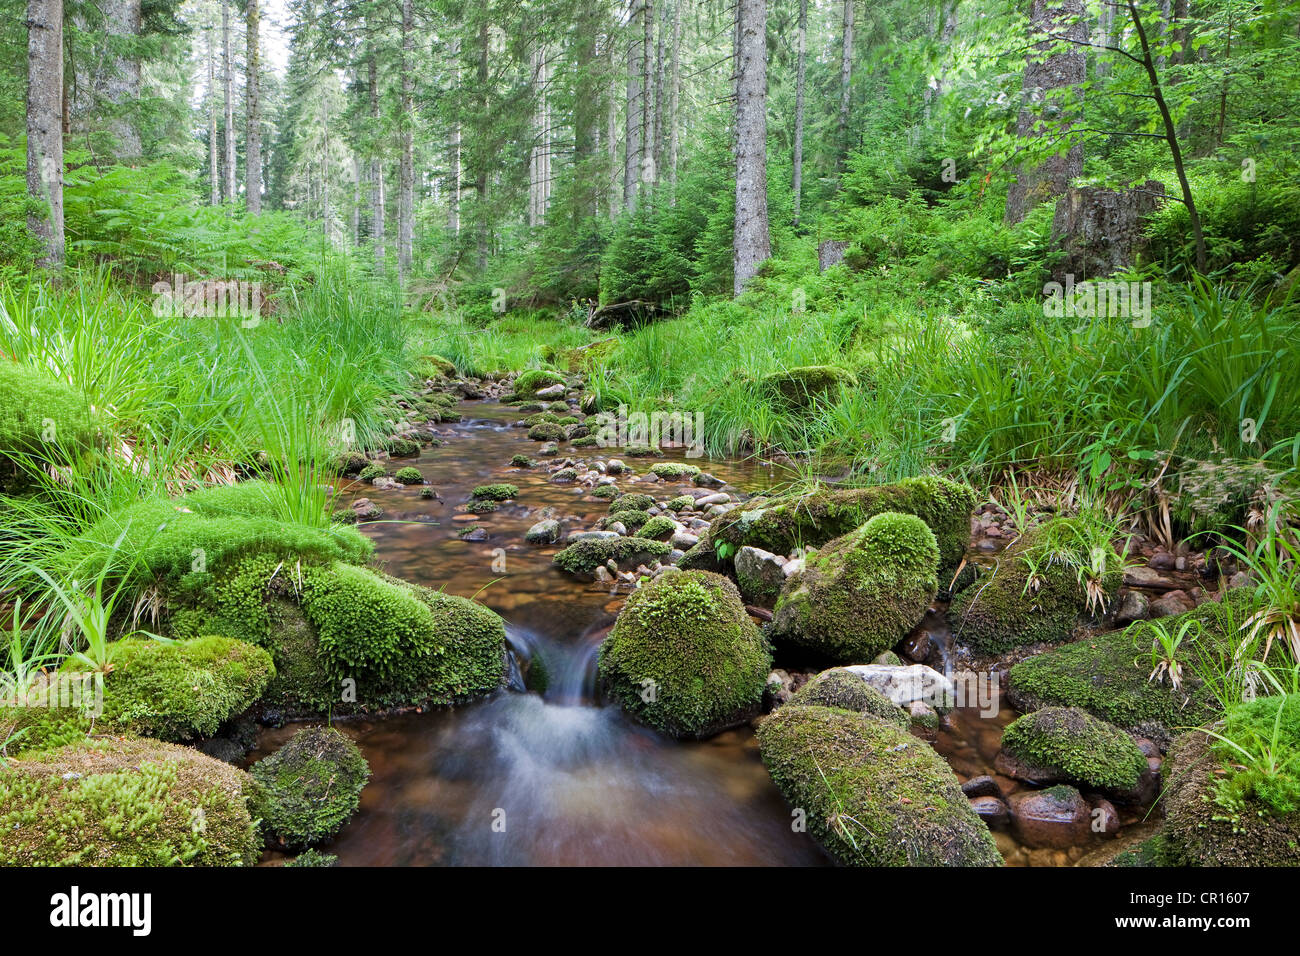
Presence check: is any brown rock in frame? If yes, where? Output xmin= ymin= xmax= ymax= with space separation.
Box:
xmin=1010 ymin=786 xmax=1093 ymax=849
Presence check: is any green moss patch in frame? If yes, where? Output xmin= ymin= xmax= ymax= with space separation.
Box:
xmin=1001 ymin=707 xmax=1147 ymax=791
xmin=249 ymin=726 xmax=370 ymax=850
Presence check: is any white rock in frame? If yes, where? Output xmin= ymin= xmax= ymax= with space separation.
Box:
xmin=842 ymin=664 xmax=956 ymax=710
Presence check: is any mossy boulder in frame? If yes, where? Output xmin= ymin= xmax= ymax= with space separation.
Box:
xmin=609 ymin=492 xmax=655 ymax=513
xmin=394 ymin=466 xmax=423 ymax=484
xmin=710 ymin=476 xmax=976 ymax=572
xmin=249 ymin=726 xmax=370 ymax=850
xmin=169 ymin=555 xmax=505 ymax=714
xmin=1000 ymin=707 xmax=1147 ymax=792
xmin=385 ymin=437 xmax=421 ymax=458
xmin=787 ymin=668 xmax=909 ymax=728
xmin=0 ymin=738 xmax=260 ymax=866
xmin=598 ymin=570 xmax=771 ymax=739
xmin=757 ymin=704 xmax=1002 ymax=866
xmin=471 ymin=483 xmax=518 ymax=500
xmin=552 ymin=535 xmax=671 ymax=577
xmin=1158 ymin=727 xmax=1300 ymax=866
xmin=528 ymin=422 xmax=566 ymax=442
xmin=600 ymin=508 xmax=650 ymax=532
xmin=650 ymin=463 xmax=701 ymax=480
xmin=948 ymin=520 xmax=1120 ymax=653
xmin=419 ymin=354 xmax=457 ymax=378
xmin=770 ymin=512 xmax=939 ymax=663
xmin=762 ymin=365 xmax=857 ymax=409
xmin=637 ymin=515 xmax=677 ymax=540
xmin=62 ymin=480 xmax=373 ymax=588
xmin=1005 ymin=594 xmax=1249 ymax=738
xmin=94 ymin=635 xmax=274 ymax=742
xmin=513 ymin=369 xmax=566 ymax=397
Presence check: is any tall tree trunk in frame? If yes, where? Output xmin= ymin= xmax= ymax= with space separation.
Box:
xmin=668 ymin=0 xmax=681 ymax=194
xmin=606 ymin=31 xmax=620 ymax=218
xmin=208 ymin=25 xmax=219 ymax=206
xmin=642 ymin=0 xmax=654 ymax=187
xmin=475 ymin=18 xmax=489 ymax=270
xmin=733 ymin=0 xmax=769 ymax=296
xmin=222 ymin=0 xmax=236 ymax=204
xmin=793 ymin=0 xmax=807 ymax=226
xmin=245 ymin=0 xmax=261 ymax=214
xmin=652 ymin=0 xmax=665 ymax=180
xmin=449 ymin=37 xmax=461 ymax=235
xmin=368 ymin=50 xmax=385 ymax=269
xmin=26 ymin=0 xmax=64 ymax=269
xmin=98 ymin=0 xmax=141 ymax=161
xmin=1003 ymin=0 xmax=1087 ymax=225
xmin=837 ymin=0 xmax=854 ymax=160
xmin=623 ymin=0 xmax=643 ymax=209
xmin=398 ymin=0 xmax=414 ymax=280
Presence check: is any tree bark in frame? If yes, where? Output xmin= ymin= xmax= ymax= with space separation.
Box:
xmin=733 ymin=0 xmax=769 ymax=296
xmin=398 ymin=0 xmax=414 ymax=280
xmin=208 ymin=24 xmax=219 ymax=206
xmin=368 ymin=50 xmax=385 ymax=269
xmin=793 ymin=0 xmax=807 ymax=226
xmin=245 ymin=0 xmax=262 ymax=214
xmin=98 ymin=0 xmax=142 ymax=161
xmin=668 ymin=0 xmax=681 ymax=194
xmin=623 ymin=0 xmax=643 ymax=209
xmin=26 ymin=0 xmax=64 ymax=269
xmin=837 ymin=0 xmax=854 ymax=160
xmin=222 ymin=0 xmax=236 ymax=204
xmin=1004 ymin=0 xmax=1087 ymax=225
xmin=449 ymin=37 xmax=461 ymax=235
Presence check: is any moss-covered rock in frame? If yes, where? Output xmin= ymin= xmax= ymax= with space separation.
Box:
xmin=1005 ymin=595 xmax=1249 ymax=737
xmin=528 ymin=422 xmax=566 ymax=442
xmin=666 ymin=494 xmax=695 ymax=512
xmin=471 ymin=483 xmax=518 ymax=500
xmin=385 ymin=437 xmax=421 ymax=458
xmin=1158 ymin=728 xmax=1300 ymax=866
xmin=92 ymin=635 xmax=274 ymax=742
xmin=513 ymin=369 xmax=566 ymax=396
xmin=1001 ymin=707 xmax=1147 ymax=791
xmin=762 ymin=365 xmax=857 ymax=409
xmin=591 ymin=483 xmax=619 ymax=499
xmin=170 ymin=555 xmax=505 ymax=714
xmin=249 ymin=726 xmax=369 ymax=850
xmin=285 ymin=848 xmax=338 ymax=867
xmin=394 ymin=466 xmax=423 ymax=484
xmin=710 ymin=476 xmax=976 ymax=571
xmin=510 ymin=454 xmax=535 ymax=468
xmin=948 ymin=520 xmax=1120 ymax=653
xmin=598 ymin=570 xmax=771 ymax=738
xmin=419 ymin=354 xmax=457 ymax=378
xmin=650 ymin=463 xmax=701 ymax=480
xmin=62 ymin=480 xmax=373 ymax=588
xmin=0 ymin=738 xmax=260 ymax=865
xmin=770 ymin=512 xmax=939 ymax=663
xmin=357 ymin=462 xmax=386 ymax=482
xmin=599 ymin=508 xmax=650 ymax=532
xmin=609 ymin=492 xmax=655 ymax=513
xmin=787 ymin=668 xmax=909 ymax=728
xmin=757 ymin=704 xmax=1002 ymax=866
xmin=637 ymin=515 xmax=677 ymax=540
xmin=552 ymin=536 xmax=671 ymax=576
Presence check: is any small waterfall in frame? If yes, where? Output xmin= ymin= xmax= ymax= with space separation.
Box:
xmin=504 ymin=622 xmax=605 ymax=706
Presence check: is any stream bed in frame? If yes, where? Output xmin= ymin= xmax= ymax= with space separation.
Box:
xmin=250 ymin=401 xmax=1135 ymax=866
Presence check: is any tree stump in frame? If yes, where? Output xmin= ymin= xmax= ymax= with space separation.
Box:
xmin=818 ymin=240 xmax=849 ymax=272
xmin=1051 ymin=180 xmax=1165 ymax=280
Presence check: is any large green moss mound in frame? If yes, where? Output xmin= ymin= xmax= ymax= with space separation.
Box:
xmin=770 ymin=512 xmax=939 ymax=663
xmin=1158 ymin=729 xmax=1300 ymax=866
xmin=757 ymin=704 xmax=1002 ymax=866
xmin=0 ymin=738 xmax=260 ymax=866
xmin=249 ymin=726 xmax=370 ymax=850
xmin=709 ymin=475 xmax=976 ymax=570
xmin=169 ymin=554 xmax=506 ymax=714
xmin=1006 ymin=593 xmax=1250 ymax=736
xmin=96 ymin=635 xmax=274 ymax=741
xmin=948 ymin=520 xmax=1119 ymax=653
xmin=787 ymin=668 xmax=909 ymax=728
xmin=598 ymin=570 xmax=771 ymax=739
xmin=553 ymin=535 xmax=671 ymax=576
xmin=0 ymin=362 xmax=102 ymax=490
xmin=761 ymin=365 xmax=858 ymax=409
xmin=1001 ymin=707 xmax=1147 ymax=791
xmin=512 ymin=369 xmax=566 ymax=396
xmin=65 ymin=480 xmax=372 ymax=586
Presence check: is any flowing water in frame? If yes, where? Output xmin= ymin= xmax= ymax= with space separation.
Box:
xmin=250 ymin=401 xmax=1132 ymax=866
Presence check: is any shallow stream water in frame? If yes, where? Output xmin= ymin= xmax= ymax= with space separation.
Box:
xmin=251 ymin=401 xmax=1134 ymax=866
